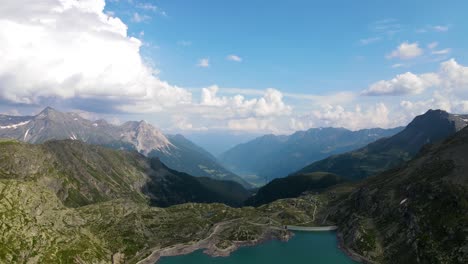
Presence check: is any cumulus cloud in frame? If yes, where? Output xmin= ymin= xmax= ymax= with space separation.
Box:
xmin=310 ymin=103 xmax=398 ymax=130
xmin=400 ymin=91 xmax=453 ymax=114
xmin=1 ymin=1 xmax=467 ymax=134
xmin=387 ymin=42 xmax=423 ymax=60
xmin=362 ymin=72 xmax=438 ymax=96
xmin=204 ymin=59 xmax=468 ymax=132
xmin=363 ymin=59 xmax=468 ymax=97
xmin=200 ymin=86 xmax=291 ymax=118
xmin=0 ymin=0 xmax=294 ymax=133
xmin=438 ymin=59 xmax=468 ymax=94
xmin=0 ymin=0 xmax=190 ymax=111
xmin=359 ymin=59 xmax=468 ymax=129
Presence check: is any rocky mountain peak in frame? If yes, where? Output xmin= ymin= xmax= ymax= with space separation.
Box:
xmin=38 ymin=106 xmax=58 ymax=115
xmin=407 ymin=109 xmax=468 ymax=133
xmin=118 ymin=120 xmax=173 ymax=155
xmin=35 ymin=106 xmax=66 ymax=121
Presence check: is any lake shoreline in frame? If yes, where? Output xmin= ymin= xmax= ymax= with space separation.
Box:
xmin=137 ymin=224 xmax=365 ymax=264
xmin=136 ymin=222 xmax=292 ymax=264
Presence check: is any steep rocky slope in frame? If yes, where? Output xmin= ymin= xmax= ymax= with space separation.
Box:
xmin=0 ymin=139 xmax=249 ymax=207
xmin=304 ymin=126 xmax=468 ymax=263
xmin=152 ymin=134 xmax=250 ymax=186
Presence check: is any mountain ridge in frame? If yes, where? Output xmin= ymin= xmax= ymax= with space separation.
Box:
xmin=0 ymin=138 xmax=250 ymax=207
xmin=319 ymin=125 xmax=468 ymax=263
xmin=294 ymin=109 xmax=468 ymax=180
xmin=0 ymin=107 xmax=249 ymax=187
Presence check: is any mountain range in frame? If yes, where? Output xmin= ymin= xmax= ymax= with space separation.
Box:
xmin=294 ymin=109 xmax=468 ymax=180
xmin=245 ymin=109 xmax=468 ymax=206
xmin=0 ymin=107 xmax=250 ymax=188
xmin=0 ymin=108 xmax=467 ymax=263
xmin=220 ymin=126 xmax=403 ymax=181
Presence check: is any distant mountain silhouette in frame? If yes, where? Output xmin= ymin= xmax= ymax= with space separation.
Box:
xmin=220 ymin=127 xmax=402 ymax=180
xmin=294 ymin=109 xmax=468 ymax=180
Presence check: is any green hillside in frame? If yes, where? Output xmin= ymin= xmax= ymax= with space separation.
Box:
xmin=245 ymin=172 xmax=346 ymax=206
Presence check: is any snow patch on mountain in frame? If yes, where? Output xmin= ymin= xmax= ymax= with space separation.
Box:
xmin=0 ymin=121 xmax=30 ymax=129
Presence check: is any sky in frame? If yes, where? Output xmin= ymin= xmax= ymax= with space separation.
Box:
xmin=1 ymin=0 xmax=468 ymax=135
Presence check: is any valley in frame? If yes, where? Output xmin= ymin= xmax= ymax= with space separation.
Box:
xmin=0 ymin=108 xmax=467 ymax=264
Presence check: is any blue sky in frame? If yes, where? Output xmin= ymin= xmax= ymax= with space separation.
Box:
xmin=1 ymin=0 xmax=468 ymax=135
xmin=107 ymin=0 xmax=467 ymax=93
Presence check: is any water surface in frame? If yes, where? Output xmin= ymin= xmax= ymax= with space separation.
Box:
xmin=158 ymin=231 xmax=357 ymax=264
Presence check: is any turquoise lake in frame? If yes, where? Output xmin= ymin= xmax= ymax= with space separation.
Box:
xmin=158 ymin=231 xmax=358 ymax=264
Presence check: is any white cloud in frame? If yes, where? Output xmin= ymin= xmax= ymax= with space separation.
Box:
xmin=362 ymin=72 xmax=438 ymax=96
xmin=1 ymin=1 xmax=467 ymax=134
xmin=427 ymin=42 xmax=451 ymax=55
xmin=0 ymin=0 xmax=190 ymax=110
xmin=145 ymin=59 xmax=468 ymax=132
xmin=197 ymin=58 xmax=210 ymax=68
xmin=432 ymin=48 xmax=451 ymax=55
xmin=284 ymin=91 xmax=357 ymax=105
xmin=400 ymin=92 xmax=453 ymax=114
xmin=438 ymin=59 xmax=468 ymax=94
xmin=200 ymin=86 xmax=291 ymax=118
xmin=363 ymin=59 xmax=468 ymax=97
xmin=387 ymin=42 xmax=423 ymax=60
xmin=310 ymin=103 xmax=396 ymax=130
xmin=227 ymin=54 xmax=242 ymax=62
